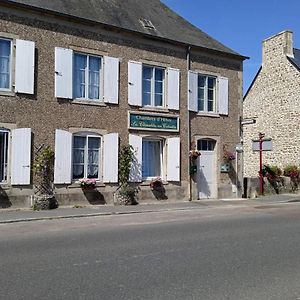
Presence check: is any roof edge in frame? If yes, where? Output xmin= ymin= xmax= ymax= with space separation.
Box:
xmin=243 ymin=66 xmax=262 ymax=100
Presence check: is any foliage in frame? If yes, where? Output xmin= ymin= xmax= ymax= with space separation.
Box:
xmin=150 ymin=177 xmax=163 ymax=189
xmin=189 ymin=150 xmax=201 ymax=159
xmin=119 ymin=144 xmax=134 ymax=187
xmin=33 ymin=146 xmax=54 ymax=178
xmin=118 ymin=185 xmax=139 ymax=205
xmin=223 ymin=150 xmax=235 ymax=162
xmin=283 ymin=165 xmax=300 ymax=191
xmin=79 ymin=178 xmax=97 ymax=189
xmin=268 ymin=165 xmax=283 ymax=177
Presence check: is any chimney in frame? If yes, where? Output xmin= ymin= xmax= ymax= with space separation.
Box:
xmin=262 ymin=30 xmax=294 ymax=68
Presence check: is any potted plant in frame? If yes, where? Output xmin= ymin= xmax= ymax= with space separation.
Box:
xmin=150 ymin=177 xmax=163 ymax=190
xmin=189 ymin=149 xmax=201 ymax=160
xmin=79 ymin=178 xmax=97 ymax=190
xmin=283 ymin=165 xmax=300 ymax=192
xmin=223 ymin=150 xmax=235 ymax=163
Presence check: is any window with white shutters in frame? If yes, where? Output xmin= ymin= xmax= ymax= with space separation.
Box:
xmin=0 ymin=39 xmax=12 ymax=92
xmin=0 ymin=129 xmax=9 ymax=183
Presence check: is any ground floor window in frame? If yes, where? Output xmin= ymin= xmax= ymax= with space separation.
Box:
xmin=197 ymin=139 xmax=216 ymax=151
xmin=142 ymin=138 xmax=163 ymax=179
xmin=0 ymin=130 xmax=9 ymax=182
xmin=72 ymin=134 xmax=101 ymax=180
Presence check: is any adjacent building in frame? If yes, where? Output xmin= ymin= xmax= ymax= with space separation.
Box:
xmin=243 ymin=30 xmax=300 ymax=180
xmin=0 ymin=0 xmax=245 ymax=207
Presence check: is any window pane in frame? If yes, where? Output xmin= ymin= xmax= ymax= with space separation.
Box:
xmin=198 ymin=99 xmax=204 ymax=111
xmin=88 ymin=56 xmax=101 ymax=99
xmin=155 ymin=81 xmax=163 ymax=94
xmin=73 ymin=149 xmax=84 ymax=164
xmin=208 ymin=89 xmax=214 ymax=100
xmin=142 ymin=140 xmax=161 ymax=178
xmin=198 ymin=75 xmax=205 ymax=88
xmin=142 ymin=79 xmax=151 ymax=94
xmin=142 ymin=92 xmax=151 ymax=106
xmin=0 ymin=40 xmax=11 ymax=89
xmin=0 ymin=131 xmax=8 ymax=182
xmin=87 ymin=165 xmax=98 ymax=179
xmin=88 ymin=137 xmax=100 ymax=149
xmin=208 ymin=100 xmax=214 ymax=112
xmin=155 ymin=94 xmax=163 ymax=107
xmin=155 ymin=68 xmax=163 ymax=81
xmin=74 ymin=54 xmax=87 ymax=98
xmin=208 ymin=77 xmax=215 ymax=89
xmin=73 ymin=165 xmax=84 ymax=179
xmin=143 ymin=66 xmax=152 ymax=80
xmin=73 ymin=136 xmax=86 ymax=149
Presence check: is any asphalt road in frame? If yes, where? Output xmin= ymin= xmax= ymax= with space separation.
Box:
xmin=1 ymin=203 xmax=300 ymax=300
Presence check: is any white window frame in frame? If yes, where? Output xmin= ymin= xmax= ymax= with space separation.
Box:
xmin=0 ymin=129 xmax=9 ymax=184
xmin=142 ymin=65 xmax=165 ymax=108
xmin=0 ymin=38 xmax=13 ymax=92
xmin=142 ymin=137 xmax=164 ymax=180
xmin=198 ymin=74 xmax=217 ymax=113
xmin=72 ymin=133 xmax=102 ymax=181
xmin=73 ymin=52 xmax=103 ymax=101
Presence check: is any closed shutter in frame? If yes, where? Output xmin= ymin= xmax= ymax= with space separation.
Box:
xmin=103 ymin=133 xmax=119 ymax=183
xmin=15 ymin=40 xmax=35 ymax=94
xmin=167 ymin=68 xmax=180 ymax=110
xmin=129 ymin=134 xmax=142 ymax=182
xmin=54 ymin=129 xmax=72 ymax=184
xmin=104 ymin=56 xmax=119 ymax=104
xmin=218 ymin=77 xmax=229 ymax=115
xmin=55 ymin=47 xmax=73 ymax=99
xmin=11 ymin=128 xmax=31 ymax=185
xmin=188 ymin=70 xmax=198 ymax=112
xmin=128 ymin=61 xmax=142 ymax=106
xmin=167 ymin=137 xmax=180 ymax=182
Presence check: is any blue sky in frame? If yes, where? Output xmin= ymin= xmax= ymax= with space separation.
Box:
xmin=162 ymin=0 xmax=300 ymax=94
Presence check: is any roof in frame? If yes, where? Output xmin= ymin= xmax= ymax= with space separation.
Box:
xmin=288 ymin=48 xmax=300 ymax=70
xmin=3 ymin=0 xmax=245 ymax=59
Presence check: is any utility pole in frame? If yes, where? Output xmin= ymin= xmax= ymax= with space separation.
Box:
xmin=258 ymin=132 xmax=265 ymax=195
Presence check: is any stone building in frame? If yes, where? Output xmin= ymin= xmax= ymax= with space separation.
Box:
xmin=0 ymin=0 xmax=245 ymax=208
xmin=243 ymin=30 xmax=300 ymax=180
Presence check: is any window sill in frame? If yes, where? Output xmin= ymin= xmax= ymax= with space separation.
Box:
xmin=68 ymin=182 xmax=106 ymax=189
xmin=140 ymin=180 xmax=169 ymax=186
xmin=72 ymin=99 xmax=106 ymax=107
xmin=0 ymin=183 xmax=10 ymax=190
xmin=139 ymin=106 xmax=170 ymax=113
xmin=196 ymin=112 xmax=220 ymax=118
xmin=0 ymin=90 xmax=15 ymax=97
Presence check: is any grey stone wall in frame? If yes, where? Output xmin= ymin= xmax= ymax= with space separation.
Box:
xmin=243 ymin=31 xmax=300 ymax=178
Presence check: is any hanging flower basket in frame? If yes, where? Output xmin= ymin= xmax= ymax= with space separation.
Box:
xmin=189 ymin=150 xmax=201 ymax=160
xmin=79 ymin=178 xmax=97 ymax=190
xmin=223 ymin=150 xmax=235 ymax=163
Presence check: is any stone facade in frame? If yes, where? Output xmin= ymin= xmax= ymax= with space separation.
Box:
xmin=0 ymin=3 xmax=244 ymax=207
xmin=243 ymin=31 xmax=300 ymax=178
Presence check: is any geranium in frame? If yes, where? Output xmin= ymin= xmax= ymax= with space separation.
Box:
xmin=223 ymin=150 xmax=235 ymax=162
xmin=189 ymin=150 xmax=201 ymax=159
xmin=150 ymin=177 xmax=163 ymax=189
xmin=79 ymin=178 xmax=97 ymax=189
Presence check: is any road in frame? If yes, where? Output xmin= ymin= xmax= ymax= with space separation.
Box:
xmin=1 ymin=203 xmax=300 ymax=299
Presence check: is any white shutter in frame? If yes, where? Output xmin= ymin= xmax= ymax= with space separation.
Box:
xmin=167 ymin=68 xmax=180 ymax=110
xmin=55 ymin=47 xmax=73 ymax=99
xmin=167 ymin=137 xmax=180 ymax=182
xmin=15 ymin=40 xmax=35 ymax=94
xmin=129 ymin=134 xmax=142 ymax=182
xmin=11 ymin=128 xmax=31 ymax=185
xmin=103 ymin=133 xmax=119 ymax=183
xmin=104 ymin=56 xmax=119 ymax=104
xmin=54 ymin=129 xmax=72 ymax=184
xmin=188 ymin=70 xmax=198 ymax=112
xmin=128 ymin=61 xmax=142 ymax=106
xmin=218 ymin=77 xmax=229 ymax=115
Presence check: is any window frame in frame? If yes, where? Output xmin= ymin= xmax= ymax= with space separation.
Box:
xmin=197 ymin=74 xmax=217 ymax=113
xmin=0 ymin=38 xmax=13 ymax=93
xmin=142 ymin=65 xmax=165 ymax=108
xmin=72 ymin=133 xmax=102 ymax=181
xmin=142 ymin=137 xmax=164 ymax=180
xmin=73 ymin=52 xmax=103 ymax=102
xmin=0 ymin=129 xmax=10 ymax=184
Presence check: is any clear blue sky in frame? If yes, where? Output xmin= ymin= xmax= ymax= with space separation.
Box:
xmin=162 ymin=0 xmax=300 ymax=94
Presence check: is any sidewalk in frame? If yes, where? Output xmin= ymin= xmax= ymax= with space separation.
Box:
xmin=0 ymin=193 xmax=299 ymax=224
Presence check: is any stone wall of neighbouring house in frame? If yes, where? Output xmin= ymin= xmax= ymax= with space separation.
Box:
xmin=243 ymin=31 xmax=300 ymax=178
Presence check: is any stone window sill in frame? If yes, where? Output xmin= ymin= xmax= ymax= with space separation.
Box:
xmin=196 ymin=112 xmax=220 ymax=118
xmin=72 ymin=99 xmax=107 ymax=107
xmin=68 ymin=182 xmax=106 ymax=189
xmin=139 ymin=106 xmax=170 ymax=114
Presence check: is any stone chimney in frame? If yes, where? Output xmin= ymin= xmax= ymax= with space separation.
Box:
xmin=262 ymin=30 xmax=294 ymax=68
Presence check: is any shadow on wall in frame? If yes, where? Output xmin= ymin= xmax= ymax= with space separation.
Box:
xmin=197 ymin=169 xmax=211 ymax=198
xmin=0 ymin=186 xmax=12 ymax=208
xmin=83 ymin=189 xmax=106 ymax=205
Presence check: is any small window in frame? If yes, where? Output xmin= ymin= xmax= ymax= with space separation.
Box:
xmin=198 ymin=75 xmax=216 ymax=113
xmin=73 ymin=53 xmax=102 ymax=100
xmin=72 ymin=134 xmax=101 ymax=180
xmin=142 ymin=65 xmax=165 ymax=107
xmin=139 ymin=19 xmax=156 ymax=30
xmin=0 ymin=39 xmax=12 ymax=91
xmin=0 ymin=129 xmax=9 ymax=183
xmin=197 ymin=139 xmax=215 ymax=151
xmin=142 ymin=138 xmax=163 ymax=179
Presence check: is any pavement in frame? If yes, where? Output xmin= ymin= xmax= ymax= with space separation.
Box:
xmin=0 ymin=193 xmax=299 ymax=224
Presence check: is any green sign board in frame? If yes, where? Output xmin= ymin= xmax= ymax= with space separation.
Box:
xmin=129 ymin=113 xmax=179 ymax=132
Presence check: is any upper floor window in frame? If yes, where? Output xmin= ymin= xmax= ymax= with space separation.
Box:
xmin=0 ymin=39 xmax=12 ymax=91
xmin=142 ymin=65 xmax=165 ymax=107
xmin=73 ymin=53 xmax=102 ymax=101
xmin=72 ymin=134 xmax=101 ymax=180
xmin=198 ymin=75 xmax=216 ymax=113
xmin=0 ymin=129 xmax=9 ymax=183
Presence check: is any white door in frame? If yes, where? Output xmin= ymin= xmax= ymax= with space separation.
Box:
xmin=197 ymin=139 xmax=217 ymax=199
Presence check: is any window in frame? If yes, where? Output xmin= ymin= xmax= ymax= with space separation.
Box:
xmin=0 ymin=130 xmax=9 ymax=183
xmin=73 ymin=53 xmax=102 ymax=100
xmin=197 ymin=139 xmax=215 ymax=151
xmin=0 ymin=39 xmax=12 ymax=91
xmin=142 ymin=66 xmax=164 ymax=107
xmin=72 ymin=134 xmax=101 ymax=180
xmin=198 ymin=75 xmax=216 ymax=113
xmin=142 ymin=138 xmax=163 ymax=179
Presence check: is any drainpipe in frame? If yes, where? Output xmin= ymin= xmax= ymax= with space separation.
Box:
xmin=186 ymin=46 xmax=191 ymax=200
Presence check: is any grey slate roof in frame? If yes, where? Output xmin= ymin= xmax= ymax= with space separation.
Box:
xmin=288 ymin=48 xmax=300 ymax=70
xmin=4 ymin=0 xmax=244 ymax=58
